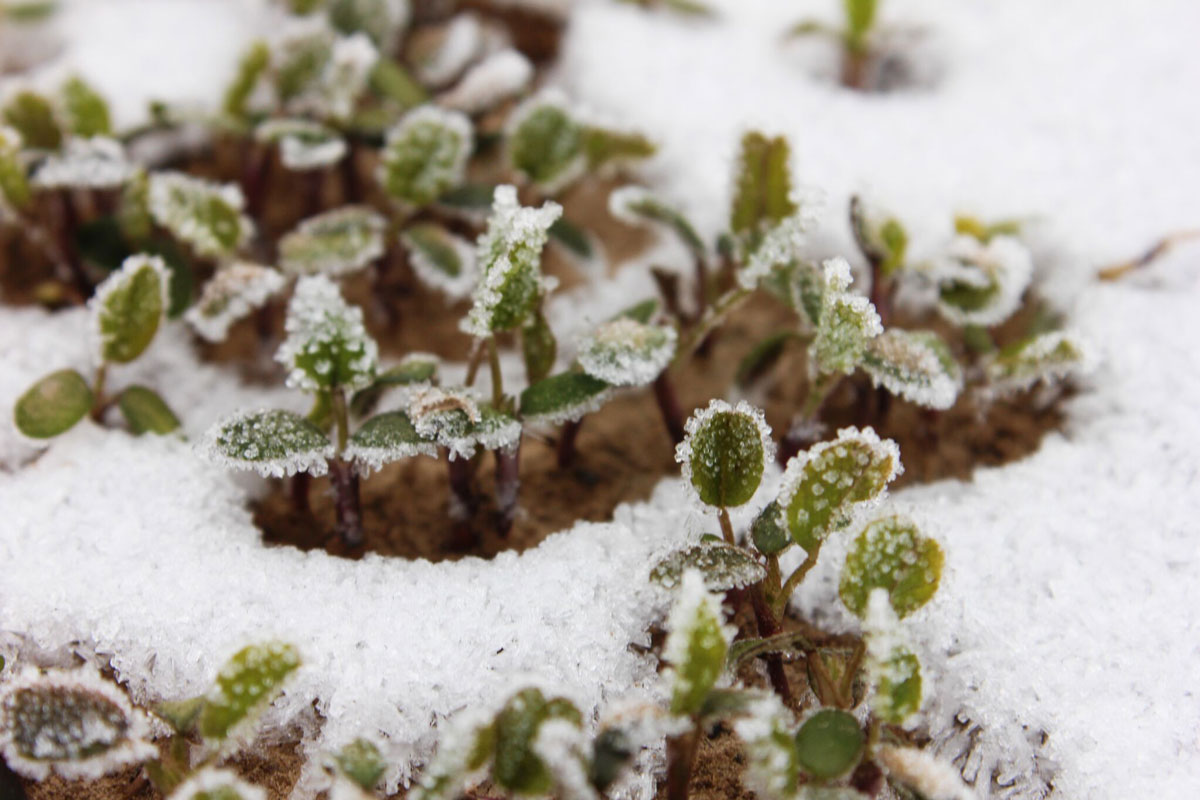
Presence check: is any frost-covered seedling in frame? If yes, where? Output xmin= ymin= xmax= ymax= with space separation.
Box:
xmin=255 ymin=117 xmax=347 ymax=171
xmin=0 ymin=666 xmax=155 ymax=780
xmin=31 ymin=136 xmax=133 ymax=190
xmin=204 ymin=276 xmax=439 ymax=547
xmin=278 ymin=205 xmax=386 ymax=277
xmin=185 ymin=262 xmax=287 ymax=342
xmin=324 ymin=0 xmax=410 ymax=55
xmin=148 ymin=172 xmax=254 ymax=260
xmin=984 ymin=330 xmax=1090 ymax=396
xmin=407 ymin=384 xmax=519 ymax=462
xmin=437 ymin=48 xmax=533 ymax=115
xmin=167 ymin=768 xmax=267 ymax=800
xmin=930 ymin=234 xmax=1033 ymax=328
xmin=578 ymin=317 xmax=677 ymax=387
xmin=13 ymin=254 xmax=180 ymax=438
xmin=377 ymin=105 xmax=472 ymax=209
xmin=401 ymin=222 xmax=477 ymax=299
xmin=860 ymin=328 xmax=962 ymax=410
xmin=786 ymin=0 xmax=892 ymax=91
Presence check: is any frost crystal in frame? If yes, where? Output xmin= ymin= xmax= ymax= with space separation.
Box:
xmin=89 ymin=253 xmax=169 ymax=365
xmin=255 ymin=118 xmax=347 ymax=171
xmin=462 ymin=185 xmax=562 ymax=338
xmin=408 ymin=705 xmax=494 ymax=800
xmin=402 ymin=223 xmax=478 ymax=299
xmin=318 ymin=34 xmax=379 ymax=121
xmin=200 ymin=409 xmax=333 ymax=478
xmin=185 ymin=262 xmax=286 ymax=343
xmin=0 ymin=666 xmax=155 ymax=781
xmin=345 ymin=411 xmax=437 ymax=475
xmin=407 ymin=386 xmax=519 ymax=459
xmin=519 ymin=372 xmax=612 ymax=426
xmin=506 ymin=90 xmax=585 ymax=193
xmin=739 ymin=211 xmax=816 ymax=291
xmin=876 ymin=745 xmax=976 ymax=800
xmin=168 ymin=767 xmax=268 ymax=800
xmin=811 ymin=257 xmax=882 ymax=375
xmin=985 ymin=330 xmax=1092 ymax=394
xmin=663 ymin=570 xmax=735 ymax=716
xmin=862 ymin=329 xmax=962 ymax=410
xmin=32 ymin=136 xmax=134 ymax=190
xmin=650 ymin=540 xmax=767 ymax=592
xmin=532 ymin=718 xmax=598 ymax=800
xmin=276 ymin=275 xmax=379 ymax=392
xmin=415 ymin=13 xmax=483 ymax=87
xmin=577 ymin=317 xmax=676 ymax=387
xmin=439 ymin=49 xmax=533 ymax=114
xmin=279 ymin=206 xmax=387 ymax=278
xmin=675 ymin=398 xmax=775 ymax=511
xmin=932 ymin=235 xmax=1034 ymax=327
xmin=732 ymin=693 xmax=798 ymax=800
xmin=378 ymin=105 xmax=473 ymax=207
xmin=148 ymin=172 xmax=253 ymax=259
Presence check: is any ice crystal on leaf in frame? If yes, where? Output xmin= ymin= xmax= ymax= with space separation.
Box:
xmin=438 ymin=49 xmax=533 ymax=114
xmin=0 ymin=125 xmax=30 ymax=212
xmin=862 ymin=329 xmax=961 ymax=410
xmin=168 ymin=767 xmax=267 ymax=800
xmin=148 ymin=172 xmax=253 ymax=259
xmin=985 ymin=330 xmax=1091 ymax=394
xmin=506 ymin=91 xmax=584 ymax=193
xmin=414 ymin=13 xmax=483 ymax=87
xmin=732 ymin=693 xmax=799 ymax=800
xmin=201 ymin=409 xmax=333 ymax=478
xmin=675 ymin=399 xmax=775 ymax=511
xmin=90 ymin=253 xmax=169 ymax=364
xmin=32 ymin=136 xmax=133 ymax=190
xmin=519 ymin=372 xmax=611 ymax=426
xmin=0 ymin=667 xmax=155 ymax=781
xmin=730 ymin=131 xmax=797 ymax=249
xmin=462 ymin=185 xmax=562 ymax=337
xmin=839 ymin=515 xmax=943 ymax=620
xmin=932 ymin=235 xmax=1033 ymax=327
xmin=861 ymin=590 xmax=923 ymax=724
xmin=779 ymin=427 xmax=901 ymax=552
xmin=650 ymin=540 xmax=767 ymax=592
xmin=663 ymin=570 xmax=735 ymax=716
xmin=185 ymin=262 xmax=287 ymax=343
xmin=810 ymin=258 xmax=882 ymax=376
xmin=276 ymin=275 xmax=379 ymax=392
xmin=345 ymin=410 xmax=436 ymax=474
xmin=577 ymin=317 xmax=676 ymax=387
xmin=402 ymin=222 xmax=478 ymax=299
xmin=255 ymin=118 xmax=346 ymax=171
xmin=875 ymin=745 xmax=976 ymax=800
xmin=739 ymin=211 xmax=815 ymax=291
xmin=317 ymin=33 xmax=378 ymax=121
xmin=326 ymin=0 xmax=410 ymax=54
xmin=279 ymin=206 xmax=387 ymax=278
xmin=408 ymin=385 xmax=519 ymax=459
xmin=378 ymin=106 xmax=473 ymax=208
xmin=199 ymin=642 xmax=301 ymax=745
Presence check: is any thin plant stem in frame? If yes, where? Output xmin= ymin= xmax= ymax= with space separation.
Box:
xmin=465 ymin=339 xmax=485 ymax=387
xmin=487 ymin=336 xmax=503 ymax=407
xmin=328 ymin=388 xmax=364 ymax=548
xmin=748 ymin=581 xmax=794 ymax=707
xmin=717 ymin=508 xmax=736 ymax=546
xmin=665 ymin=723 xmax=701 ymax=800
xmin=775 ymin=543 xmax=822 ymax=619
xmin=673 ymin=287 xmax=751 ymax=366
xmin=494 ymin=437 xmax=522 ymax=538
xmin=557 ymin=416 xmax=583 ymax=469
xmin=653 ymin=371 xmax=686 ymax=445
xmin=90 ymin=362 xmax=109 ymax=422
xmin=838 ymin=639 xmax=866 ymax=709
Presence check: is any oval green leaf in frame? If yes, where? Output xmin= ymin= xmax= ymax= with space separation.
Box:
xmin=93 ymin=256 xmax=166 ymax=364
xmin=679 ymin=401 xmax=771 ymax=509
xmin=650 ymin=541 xmax=767 ymax=592
xmin=118 ymin=385 xmax=180 ymax=435
xmin=794 ymin=709 xmax=864 ymax=780
xmin=839 ymin=516 xmax=944 ymax=620
xmin=14 ymin=369 xmax=93 ymax=439
xmin=519 ymin=372 xmax=610 ymax=424
xmin=199 ymin=642 xmax=301 ymax=742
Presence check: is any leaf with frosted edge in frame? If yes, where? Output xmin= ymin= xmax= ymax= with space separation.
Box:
xmin=334 ymin=738 xmax=387 ymax=790
xmin=409 ymin=386 xmax=520 ymax=459
xmin=840 ymin=516 xmax=943 ymax=619
xmin=203 ymin=409 xmax=333 ymax=478
xmin=875 ymin=745 xmax=974 ymax=800
xmin=985 ymin=331 xmax=1088 ymax=394
xmin=730 ymin=131 xmax=796 ymax=250
xmin=33 ymin=136 xmax=134 ymax=190
xmin=408 ymin=707 xmax=496 ymax=800
xmin=439 ymin=48 xmax=533 ymax=114
xmin=148 ymin=172 xmax=253 ymax=259
xmin=780 ymin=426 xmax=901 ymax=552
xmin=862 ymin=329 xmax=961 ymax=410
xmin=2 ymin=90 xmax=60 ymax=150
xmin=185 ymin=262 xmax=286 ymax=343
xmin=739 ymin=212 xmax=813 ymax=291
xmin=810 ymin=257 xmax=882 ymax=375
xmin=519 ymin=372 xmax=611 ymax=425
xmin=255 ymin=118 xmax=346 ymax=171
xmin=118 ymin=385 xmax=180 ymax=435
xmin=547 ymin=216 xmax=594 ymax=261
xmin=506 ymin=92 xmax=583 ymax=192
xmin=168 ymin=767 xmax=268 ymax=800
xmin=274 ymin=25 xmax=335 ymax=104
xmin=90 ymin=254 xmax=168 ymax=364
xmin=279 ymin=206 xmax=386 ymax=278
xmin=346 ymin=411 xmax=436 ymax=473
xmin=277 ymin=275 xmax=379 ymax=393
xmin=676 ymin=399 xmax=775 ymax=510
xmin=0 ymin=126 xmax=31 ymax=211
xmin=650 ymin=540 xmax=766 ymax=592
xmin=731 ymin=692 xmax=799 ymax=800
xmin=462 ymin=185 xmax=562 ymax=337
xmin=664 ymin=570 xmax=734 ymax=716
xmin=608 ymin=186 xmax=704 ymax=257
xmin=378 ymin=105 xmax=472 ymax=207
xmin=932 ymin=235 xmax=1033 ymax=328
xmin=581 ymin=125 xmax=655 ymax=171
xmin=223 ymin=40 xmax=270 ymax=119
xmin=577 ymin=318 xmax=676 ymax=388
xmin=328 ymin=0 xmax=409 ymax=53
xmin=198 ymin=642 xmax=300 ymax=743
xmin=0 ymin=667 xmax=155 ymax=781
xmin=401 ymin=222 xmax=477 ymax=298
xmin=13 ymin=369 xmax=92 ymax=439
xmin=869 ymin=639 xmax=922 ymax=725
xmin=522 ymin=309 xmax=557 ymax=384
xmin=532 ymin=717 xmax=597 ymax=800
xmin=310 ymin=33 xmax=378 ymax=121
xmin=493 ymin=689 xmax=583 ymax=795
xmin=793 ymin=709 xmax=863 ymax=780
xmin=59 ymin=76 xmax=111 ymax=137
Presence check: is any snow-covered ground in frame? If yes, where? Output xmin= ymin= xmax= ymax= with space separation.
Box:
xmin=2 ymin=1 xmax=1199 ymax=799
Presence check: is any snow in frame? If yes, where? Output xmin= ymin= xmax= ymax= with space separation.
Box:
xmin=0 ymin=1 xmax=1199 ymax=799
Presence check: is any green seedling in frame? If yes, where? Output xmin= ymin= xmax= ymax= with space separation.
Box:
xmin=786 ymin=0 xmax=891 ymax=91
xmin=278 ymin=205 xmax=386 ymax=278
xmin=616 ymin=0 xmax=714 ymax=16
xmin=184 ymin=261 xmax=287 ymax=343
xmin=13 ymin=254 xmax=181 ymax=439
xmin=377 ymin=105 xmax=472 ymax=210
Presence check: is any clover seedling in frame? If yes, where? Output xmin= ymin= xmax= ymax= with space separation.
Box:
xmin=184 ymin=261 xmax=287 ymax=343
xmin=377 ymin=105 xmax=472 ymax=210
xmin=786 ymin=0 xmax=894 ymax=91
xmin=13 ymin=253 xmax=181 ymax=439
xmin=278 ymin=205 xmax=386 ymax=277
xmin=984 ymin=330 xmax=1090 ymax=396
xmin=0 ymin=666 xmax=155 ymax=781
xmin=148 ymin=172 xmax=254 ymax=261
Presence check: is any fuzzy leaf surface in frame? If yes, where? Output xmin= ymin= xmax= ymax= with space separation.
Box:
xmin=651 ymin=541 xmax=766 ymax=592
xmin=862 ymin=329 xmax=961 ymax=410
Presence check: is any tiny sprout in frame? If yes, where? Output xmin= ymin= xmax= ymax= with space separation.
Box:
xmin=0 ymin=666 xmax=155 ymax=781
xmin=378 ymin=105 xmax=473 ymax=208
xmin=255 ymin=118 xmax=347 ymax=171
xmin=408 ymin=385 xmax=519 ymax=461
xmin=730 ymin=131 xmax=798 ymax=257
xmin=167 ymin=767 xmax=267 ymax=800
xmin=32 ymin=136 xmax=133 ymax=190
xmin=839 ymin=515 xmax=943 ymax=620
xmin=675 ymin=399 xmax=775 ymax=517
xmin=148 ymin=172 xmax=254 ymax=260
xmin=664 ymin=570 xmax=735 ymax=717
xmin=810 ymin=258 xmax=883 ymax=376
xmin=278 ymin=205 xmax=386 ymax=278
xmin=787 ymin=0 xmax=888 ymax=91
xmin=276 ymin=274 xmax=378 ymax=393
xmin=185 ymin=262 xmax=287 ymax=343
xmin=931 ymin=234 xmax=1033 ymax=328
xmin=861 ymin=590 xmax=923 ymax=724
xmin=985 ymin=330 xmax=1090 ymax=395
xmin=58 ymin=75 xmax=112 ymax=138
